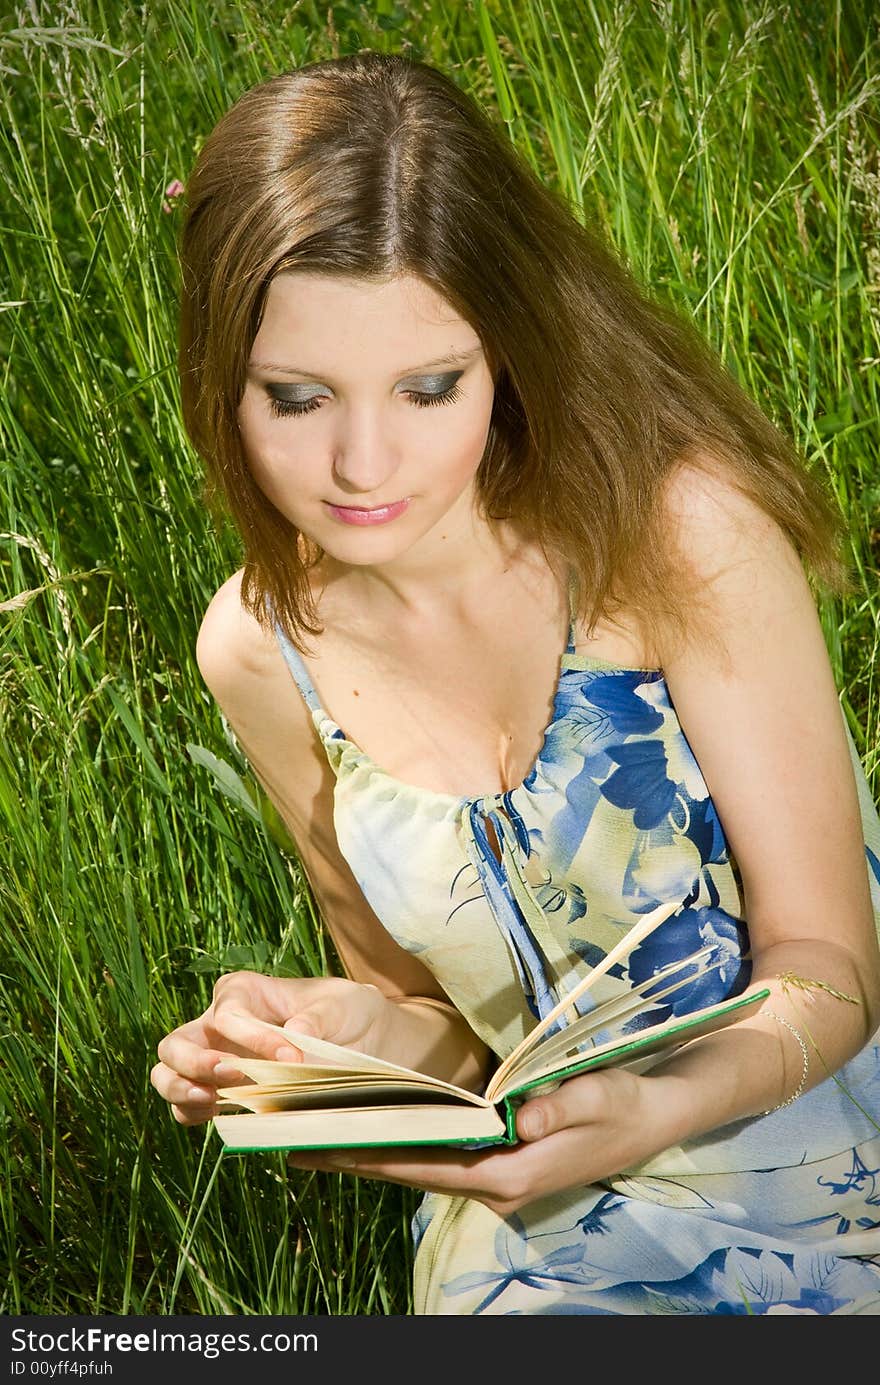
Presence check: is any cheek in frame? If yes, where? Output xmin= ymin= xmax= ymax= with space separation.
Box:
xmin=249 ymin=454 xmax=317 ymax=521
xmin=238 ymin=403 xmax=311 ymax=503
xmin=419 ymin=405 xmax=493 ymax=487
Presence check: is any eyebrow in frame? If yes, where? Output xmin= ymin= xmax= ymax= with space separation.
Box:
xmin=248 ymin=346 xmax=481 ymax=380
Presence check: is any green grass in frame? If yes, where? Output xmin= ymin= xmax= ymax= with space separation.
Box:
xmin=1 ymin=0 xmax=878 ymax=1315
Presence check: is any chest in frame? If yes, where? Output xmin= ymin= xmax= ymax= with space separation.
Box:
xmin=315 ymin=623 xmax=566 ymax=798
xmin=284 ymin=577 xmax=653 ymax=800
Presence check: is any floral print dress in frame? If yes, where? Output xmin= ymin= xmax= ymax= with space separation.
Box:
xmin=272 ymin=576 xmax=880 ymax=1316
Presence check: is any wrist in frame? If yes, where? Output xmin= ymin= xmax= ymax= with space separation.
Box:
xmin=630 ymin=1064 xmax=697 ymax=1156
xmin=759 ymin=1011 xmax=811 ymax=1113
xmin=631 ymin=1016 xmax=817 ymax=1142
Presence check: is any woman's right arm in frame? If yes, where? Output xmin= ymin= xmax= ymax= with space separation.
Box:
xmin=150 ymin=573 xmax=491 ymax=1125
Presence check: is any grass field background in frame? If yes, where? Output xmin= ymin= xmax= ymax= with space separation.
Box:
xmin=1 ymin=0 xmax=878 ymax=1314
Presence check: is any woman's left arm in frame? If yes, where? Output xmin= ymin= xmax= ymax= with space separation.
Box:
xmin=286 ymin=462 xmax=880 ymax=1212
xmin=596 ymin=460 xmax=880 ymax=1146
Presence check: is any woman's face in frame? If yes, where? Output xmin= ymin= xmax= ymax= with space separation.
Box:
xmin=238 ymin=271 xmax=496 ymax=568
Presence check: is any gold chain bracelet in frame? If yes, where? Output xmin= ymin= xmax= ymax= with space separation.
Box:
xmin=762 ymin=1011 xmax=810 ymax=1114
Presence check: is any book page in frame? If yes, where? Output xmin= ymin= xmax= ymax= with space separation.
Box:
xmin=216 ymin=1079 xmax=489 ymax=1114
xmin=505 ymin=947 xmax=721 ymax=1080
xmin=213 ymin=1101 xmax=508 ymax=1152
xmin=496 ymin=987 xmax=770 ymax=1098
xmin=227 ymin=1012 xmax=479 ymax=1102
xmin=230 ymin=1014 xmax=422 ymax=1075
xmin=487 ymin=897 xmax=685 ymax=1098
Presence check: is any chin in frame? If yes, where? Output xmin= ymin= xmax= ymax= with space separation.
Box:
xmin=305 ymin=521 xmax=416 ymax=563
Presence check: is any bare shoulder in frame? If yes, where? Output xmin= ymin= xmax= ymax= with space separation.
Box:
xmin=193 ymin=568 xmax=321 ymax=817
xmin=195 ymin=568 xmax=274 ymax=694
xmin=661 ymin=454 xmax=800 ymax=579
xmin=656 ymin=454 xmax=808 ymax=669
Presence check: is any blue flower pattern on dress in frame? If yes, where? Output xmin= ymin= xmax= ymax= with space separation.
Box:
xmin=600 ymin=738 xmax=681 ymax=830
xmin=436 ymin=1185 xmax=880 ymax=1314
xmin=625 ymin=903 xmax=752 ymax=1025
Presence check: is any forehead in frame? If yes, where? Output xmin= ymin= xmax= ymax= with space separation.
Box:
xmin=254 ymin=272 xmax=476 ymax=354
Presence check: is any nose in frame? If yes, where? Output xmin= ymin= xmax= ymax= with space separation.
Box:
xmin=331 ymin=400 xmax=402 ymax=498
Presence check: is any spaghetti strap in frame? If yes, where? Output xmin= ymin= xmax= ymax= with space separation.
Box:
xmin=270 ymin=608 xmax=324 ymax=715
xmin=565 ymin=567 xmax=577 ymax=655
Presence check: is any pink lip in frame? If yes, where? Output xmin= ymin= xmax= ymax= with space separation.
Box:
xmin=323 ymin=498 xmax=410 ymax=526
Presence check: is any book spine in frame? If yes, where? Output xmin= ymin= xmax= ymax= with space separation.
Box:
xmin=502 ymin=1096 xmax=520 ymax=1144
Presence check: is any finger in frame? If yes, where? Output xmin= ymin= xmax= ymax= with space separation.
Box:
xmin=170 ymin=1099 xmax=218 ymax=1127
xmin=151 ymin=1063 xmax=220 ymax=1126
xmin=286 ymin=1127 xmax=614 ymax=1213
xmin=515 ymin=1072 xmax=612 ymax=1141
xmin=285 ymin=1150 xmax=482 ymax=1197
xmin=156 ymin=1032 xmax=252 ymax=1087
xmin=285 ymin=1142 xmax=526 ymax=1199
xmin=280 ymin=994 xmax=361 ymax=1049
xmin=150 ymin=1061 xmax=224 ymax=1108
xmin=210 ymin=1005 xmax=309 ymax=1063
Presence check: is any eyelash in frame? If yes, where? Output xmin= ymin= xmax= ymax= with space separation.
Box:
xmin=268 ymin=383 xmax=463 ymax=419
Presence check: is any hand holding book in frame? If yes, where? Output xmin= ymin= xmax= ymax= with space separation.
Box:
xmin=211 ymin=899 xmax=770 ymax=1152
xmin=149 ymin=969 xmax=408 ymax=1127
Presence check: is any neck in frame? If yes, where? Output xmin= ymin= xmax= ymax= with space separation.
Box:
xmin=316 ymin=493 xmax=530 ymax=622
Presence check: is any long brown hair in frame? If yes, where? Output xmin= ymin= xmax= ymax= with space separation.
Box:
xmin=177 ymin=50 xmax=853 ymax=662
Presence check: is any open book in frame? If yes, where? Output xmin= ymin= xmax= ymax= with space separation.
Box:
xmin=212 ymin=900 xmax=769 ymax=1152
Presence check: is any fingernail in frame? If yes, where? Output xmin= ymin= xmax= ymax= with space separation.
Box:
xmin=520 ymin=1110 xmax=544 ymax=1139
xmin=212 ymin=1063 xmax=242 ymax=1083
xmin=327 ymin=1154 xmax=357 ymax=1168
xmin=187 ymin=1085 xmax=214 ymax=1102
xmin=274 ymin=1045 xmax=302 ymax=1062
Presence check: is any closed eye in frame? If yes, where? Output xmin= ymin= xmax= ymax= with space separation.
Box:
xmin=268 ymin=382 xmax=463 ymax=419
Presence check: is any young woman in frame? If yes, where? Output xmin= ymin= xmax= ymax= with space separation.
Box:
xmin=150 ymin=51 xmax=880 ymax=1314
